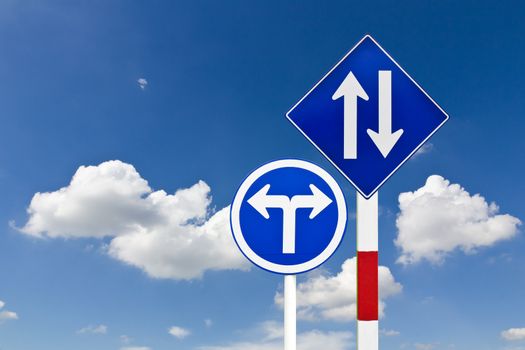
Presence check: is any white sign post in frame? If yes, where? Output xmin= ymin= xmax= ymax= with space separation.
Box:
xmin=356 ymin=192 xmax=378 ymax=350
xmin=284 ymin=274 xmax=296 ymax=350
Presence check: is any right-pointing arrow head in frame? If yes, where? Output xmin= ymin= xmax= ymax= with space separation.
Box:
xmin=332 ymin=71 xmax=369 ymax=101
xmin=247 ymin=184 xmax=271 ymax=219
xmin=367 ymin=128 xmax=404 ymax=158
xmin=307 ymin=184 xmax=333 ymax=219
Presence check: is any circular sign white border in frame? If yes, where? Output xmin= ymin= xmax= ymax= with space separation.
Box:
xmin=230 ymin=159 xmax=347 ymax=275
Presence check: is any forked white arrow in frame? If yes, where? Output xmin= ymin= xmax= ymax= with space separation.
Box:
xmin=247 ymin=184 xmax=332 ymax=254
xmin=367 ymin=70 xmax=404 ymax=157
xmin=332 ymin=71 xmax=369 ymax=159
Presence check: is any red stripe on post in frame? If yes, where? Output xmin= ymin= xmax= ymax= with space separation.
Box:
xmin=357 ymin=251 xmax=378 ymax=321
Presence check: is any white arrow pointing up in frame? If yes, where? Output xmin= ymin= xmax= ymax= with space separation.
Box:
xmin=367 ymin=70 xmax=404 ymax=158
xmin=332 ymin=71 xmax=369 ymax=160
xmin=247 ymin=184 xmax=332 ymax=254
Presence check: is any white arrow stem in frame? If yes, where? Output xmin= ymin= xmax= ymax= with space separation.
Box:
xmin=378 ymin=70 xmax=392 ymax=134
xmin=253 ymin=197 xmax=297 ymax=253
xmin=290 ymin=196 xmax=321 ymax=210
xmin=344 ymin=97 xmax=358 ymax=159
xmin=281 ymin=204 xmax=297 ymax=254
xmin=261 ymin=195 xmax=290 ymax=214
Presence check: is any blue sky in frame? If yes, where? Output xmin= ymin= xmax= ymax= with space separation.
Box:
xmin=0 ymin=1 xmax=524 ymax=349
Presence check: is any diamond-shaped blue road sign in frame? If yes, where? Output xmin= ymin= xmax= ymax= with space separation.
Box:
xmin=286 ymin=35 xmax=449 ymax=198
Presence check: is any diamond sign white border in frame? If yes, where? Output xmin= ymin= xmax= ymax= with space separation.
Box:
xmin=285 ymin=35 xmax=449 ymax=198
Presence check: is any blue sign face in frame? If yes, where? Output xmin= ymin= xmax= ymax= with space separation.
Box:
xmin=230 ymin=159 xmax=347 ymax=275
xmin=286 ymin=35 xmax=449 ymax=198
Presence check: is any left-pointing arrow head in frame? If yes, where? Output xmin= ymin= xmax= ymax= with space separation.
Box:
xmin=247 ymin=184 xmax=272 ymax=219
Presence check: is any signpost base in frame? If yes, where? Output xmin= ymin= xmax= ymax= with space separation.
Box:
xmin=284 ymin=274 xmax=296 ymax=350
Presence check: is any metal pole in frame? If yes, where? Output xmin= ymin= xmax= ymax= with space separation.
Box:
xmin=357 ymin=192 xmax=379 ymax=350
xmin=284 ymin=274 xmax=296 ymax=350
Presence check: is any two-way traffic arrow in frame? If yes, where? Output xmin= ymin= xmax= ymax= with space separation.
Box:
xmin=333 ymin=70 xmax=403 ymax=159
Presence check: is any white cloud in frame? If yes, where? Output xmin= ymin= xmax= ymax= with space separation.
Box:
xmin=0 ymin=300 xmax=18 ymax=323
xmin=502 ymin=328 xmax=525 ymax=341
xmin=414 ymin=343 xmax=435 ymax=350
xmin=0 ymin=311 xmax=18 ymax=322
xmin=198 ymin=321 xmax=352 ymax=350
xmin=274 ymin=257 xmax=402 ymax=322
xmin=137 ymin=78 xmax=148 ymax=90
xmin=395 ymin=175 xmax=521 ymax=265
xmin=76 ymin=324 xmax=107 ymax=335
xmin=412 ymin=143 xmax=433 ymax=158
xmin=205 ymin=319 xmax=213 ymax=327
xmin=120 ymin=335 xmax=132 ymax=344
xmin=258 ymin=321 xmax=283 ymax=341
xmin=168 ymin=325 xmax=191 ymax=339
xmin=121 ymin=347 xmax=151 ymax=350
xmin=296 ymin=330 xmax=353 ymax=350
xmin=380 ymin=328 xmax=400 ymax=336
xmin=18 ymin=160 xmax=249 ymax=280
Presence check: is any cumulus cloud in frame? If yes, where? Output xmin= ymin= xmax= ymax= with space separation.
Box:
xmin=137 ymin=78 xmax=148 ymax=90
xmin=18 ymin=160 xmax=249 ymax=280
xmin=168 ymin=326 xmax=190 ymax=339
xmin=395 ymin=175 xmax=521 ymax=265
xmin=198 ymin=321 xmax=352 ymax=350
xmin=274 ymin=257 xmax=402 ymax=322
xmin=76 ymin=324 xmax=107 ymax=335
xmin=502 ymin=328 xmax=525 ymax=341
xmin=0 ymin=300 xmax=18 ymax=323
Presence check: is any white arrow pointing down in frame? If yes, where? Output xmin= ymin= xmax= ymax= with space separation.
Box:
xmin=367 ymin=70 xmax=404 ymax=158
xmin=247 ymin=184 xmax=332 ymax=254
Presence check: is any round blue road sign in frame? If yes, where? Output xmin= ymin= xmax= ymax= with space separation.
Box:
xmin=230 ymin=159 xmax=347 ymax=275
